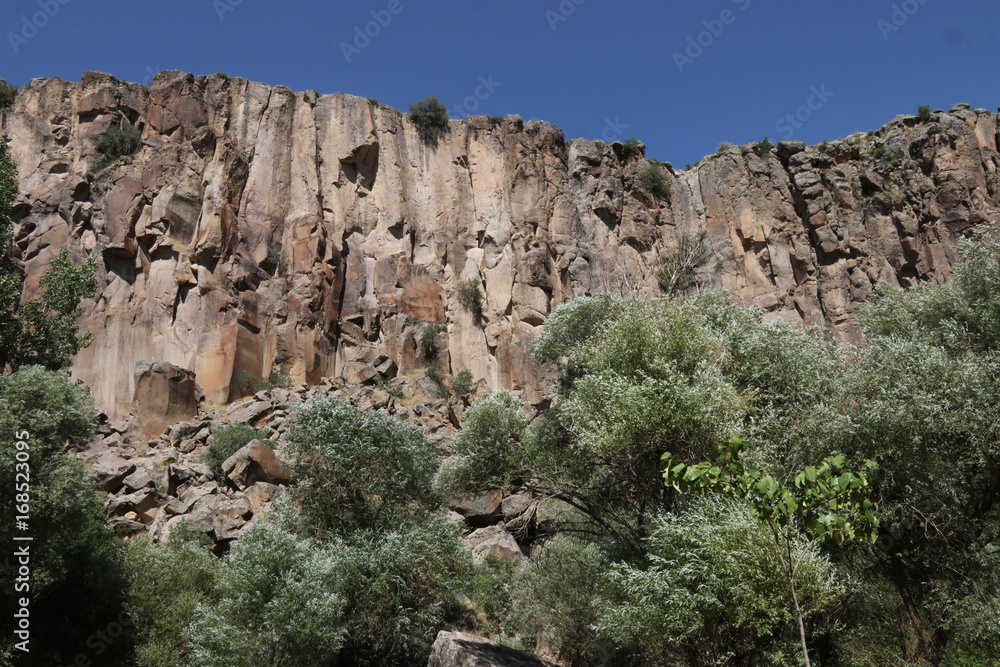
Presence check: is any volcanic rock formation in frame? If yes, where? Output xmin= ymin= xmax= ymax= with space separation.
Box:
xmin=3 ymin=71 xmax=998 ymax=417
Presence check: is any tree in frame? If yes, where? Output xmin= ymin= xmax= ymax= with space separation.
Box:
xmin=0 ymin=367 xmax=132 ymax=665
xmin=0 ymin=139 xmax=97 ymax=371
xmin=285 ymin=395 xmax=440 ymax=536
xmin=409 ymin=96 xmax=449 ymax=144
xmin=662 ymin=438 xmax=878 ymax=666
xmin=597 ymin=496 xmax=843 ymax=666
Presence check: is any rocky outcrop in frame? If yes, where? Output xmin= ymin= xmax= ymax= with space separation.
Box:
xmin=428 ymin=631 xmax=559 ymax=667
xmin=4 ymin=72 xmax=998 ymax=417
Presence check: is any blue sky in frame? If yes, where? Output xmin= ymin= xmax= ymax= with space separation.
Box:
xmin=2 ymin=0 xmax=998 ymax=166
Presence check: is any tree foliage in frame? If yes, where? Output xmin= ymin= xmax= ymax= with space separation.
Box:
xmin=0 ymin=139 xmax=97 ymax=371
xmin=285 ymin=395 xmax=440 ymax=536
xmin=0 ymin=367 xmax=130 ymax=665
xmin=409 ymin=95 xmax=449 ymax=144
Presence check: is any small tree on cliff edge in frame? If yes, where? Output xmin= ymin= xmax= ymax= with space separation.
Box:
xmin=0 ymin=139 xmax=98 ymax=371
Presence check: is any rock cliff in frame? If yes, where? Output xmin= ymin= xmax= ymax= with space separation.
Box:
xmin=3 ymin=71 xmax=998 ymax=417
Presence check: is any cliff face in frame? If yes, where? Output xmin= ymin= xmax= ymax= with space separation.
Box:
xmin=3 ymin=71 xmax=999 ymax=417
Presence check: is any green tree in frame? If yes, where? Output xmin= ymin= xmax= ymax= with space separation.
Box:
xmin=662 ymin=438 xmax=878 ymax=666
xmin=598 ymin=496 xmax=843 ymax=666
xmin=0 ymin=140 xmax=98 ymax=371
xmin=188 ymin=521 xmax=348 ymax=667
xmin=0 ymin=367 xmax=132 ymax=665
xmin=125 ymin=534 xmax=221 ymax=667
xmin=285 ymin=395 xmax=440 ymax=536
xmin=409 ymin=96 xmax=449 ymax=144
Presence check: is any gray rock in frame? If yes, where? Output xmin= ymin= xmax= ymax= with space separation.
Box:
xmin=427 ymin=631 xmax=558 ymax=667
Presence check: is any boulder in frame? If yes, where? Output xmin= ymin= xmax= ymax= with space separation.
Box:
xmin=131 ymin=361 xmax=203 ymax=440
xmin=221 ymin=439 xmax=293 ymax=490
xmin=93 ymin=453 xmax=135 ymax=493
xmin=463 ymin=525 xmax=523 ymax=565
xmin=244 ymin=481 xmax=284 ymax=513
xmin=427 ymin=631 xmax=558 ymax=667
xmin=451 ymin=490 xmax=503 ymax=527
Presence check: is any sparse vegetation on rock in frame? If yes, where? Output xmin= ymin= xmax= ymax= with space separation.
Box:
xmin=409 ymin=95 xmax=449 ymax=144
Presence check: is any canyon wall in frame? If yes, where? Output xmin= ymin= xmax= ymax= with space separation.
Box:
xmin=3 ymin=71 xmax=998 ymax=417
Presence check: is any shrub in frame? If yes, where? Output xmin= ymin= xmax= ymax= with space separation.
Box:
xmin=374 ymin=374 xmax=404 ymax=399
xmin=717 ymin=141 xmax=735 ymax=154
xmin=264 ymin=241 xmax=284 ymax=274
xmin=236 ymin=370 xmax=290 ymax=395
xmin=96 ymin=124 xmax=142 ymax=159
xmin=331 ymin=517 xmax=471 ymax=664
xmin=457 ymin=277 xmax=484 ymax=318
xmin=125 ymin=537 xmax=220 ymax=667
xmin=409 ymin=95 xmax=449 ymax=144
xmin=188 ymin=521 xmax=348 ymax=667
xmin=512 ymin=535 xmax=613 ymax=664
xmin=755 ymin=136 xmax=774 ymax=158
xmin=818 ymin=140 xmax=830 ymax=153
xmin=488 ymin=115 xmax=505 ymax=125
xmin=596 ymin=497 xmax=842 ymax=665
xmin=656 ymin=231 xmax=713 ymax=295
xmin=620 ymin=137 xmax=642 ymax=160
xmin=452 ymin=368 xmax=474 ymax=398
xmin=203 ymin=424 xmax=271 ymax=478
xmin=426 ymin=360 xmax=447 ymax=393
xmin=873 ymin=145 xmax=887 ymax=160
xmin=284 ymin=395 xmax=440 ymax=535
xmin=419 ymin=321 xmax=444 ymax=359
xmin=638 ymin=163 xmax=670 ymax=200
xmin=0 ymin=81 xmax=17 ymax=108
xmin=918 ymin=104 xmax=933 ymax=121
xmin=434 ymin=391 xmax=530 ymax=495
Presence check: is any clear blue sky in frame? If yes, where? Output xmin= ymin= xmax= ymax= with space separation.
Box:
xmin=2 ymin=0 xmax=998 ymax=166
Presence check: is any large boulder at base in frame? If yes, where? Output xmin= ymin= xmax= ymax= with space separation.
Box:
xmin=451 ymin=490 xmax=503 ymax=527
xmin=131 ymin=361 xmax=203 ymax=440
xmin=428 ymin=631 xmax=558 ymax=667
xmin=221 ymin=439 xmax=293 ymax=490
xmin=462 ymin=525 xmax=524 ymax=565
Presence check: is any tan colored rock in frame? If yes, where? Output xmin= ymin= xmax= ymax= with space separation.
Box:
xmin=131 ymin=362 xmax=203 ymax=441
xmin=463 ymin=525 xmax=524 ymax=565
xmin=3 ymin=73 xmax=996 ymax=418
xmin=221 ymin=439 xmax=292 ymax=490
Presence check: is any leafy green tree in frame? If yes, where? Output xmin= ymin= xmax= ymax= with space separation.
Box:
xmin=511 ymin=535 xmax=614 ymax=665
xmin=125 ymin=534 xmax=221 ymax=667
xmin=0 ymin=139 xmax=97 ymax=371
xmin=663 ymin=438 xmax=878 ymax=666
xmin=188 ymin=521 xmax=347 ymax=667
xmin=598 ymin=496 xmax=843 ymax=666
xmin=409 ymin=95 xmax=449 ymax=144
xmin=637 ymin=162 xmax=670 ymax=200
xmin=0 ymin=367 xmax=132 ymax=665
xmin=285 ymin=395 xmax=440 ymax=536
